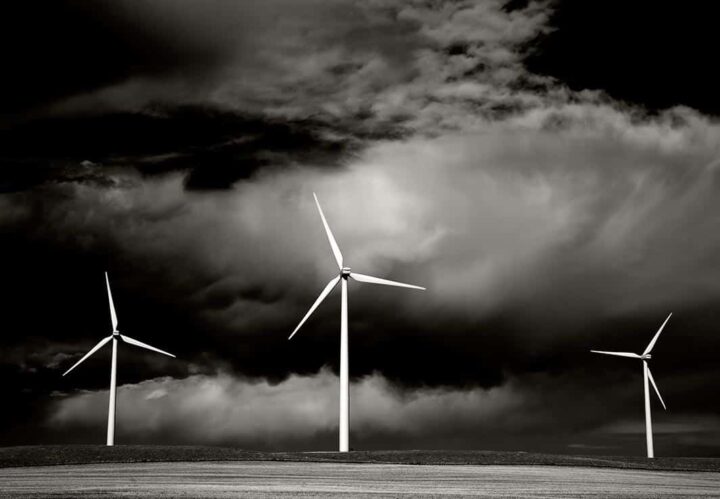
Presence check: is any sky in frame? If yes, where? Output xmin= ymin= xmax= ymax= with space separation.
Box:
xmin=2 ymin=0 xmax=720 ymax=456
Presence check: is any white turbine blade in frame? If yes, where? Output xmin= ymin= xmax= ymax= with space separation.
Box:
xmin=350 ymin=272 xmax=425 ymax=290
xmin=289 ymin=276 xmax=340 ymax=339
xmin=313 ymin=193 xmax=343 ymax=269
xmin=120 ymin=334 xmax=175 ymax=358
xmin=63 ymin=335 xmax=113 ymax=376
xmin=647 ymin=366 xmax=667 ymax=410
xmin=643 ymin=313 xmax=672 ymax=356
xmin=590 ymin=350 xmax=641 ymax=359
xmin=105 ymin=272 xmax=118 ymax=332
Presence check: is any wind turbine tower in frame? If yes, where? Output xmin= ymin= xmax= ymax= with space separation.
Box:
xmin=591 ymin=313 xmax=672 ymax=458
xmin=289 ymin=193 xmax=425 ymax=452
xmin=63 ymin=272 xmax=176 ymax=446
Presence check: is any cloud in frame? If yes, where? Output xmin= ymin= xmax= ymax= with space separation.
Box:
xmin=7 ymin=101 xmax=720 ymax=342
xmin=4 ymin=0 xmax=720 ymax=453
xmin=48 ymin=367 xmax=720 ymax=453
xmin=3 ymin=102 xmax=720 ymax=399
xmin=46 ymin=369 xmax=529 ymax=449
xmin=39 ymin=0 xmax=554 ymax=136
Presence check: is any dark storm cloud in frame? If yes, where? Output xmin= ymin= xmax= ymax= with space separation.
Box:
xmin=4 ymin=0 xmax=553 ymax=126
xmin=0 ymin=0 xmax=562 ymax=197
xmin=4 ymin=108 xmax=720 ymax=379
xmin=0 ymin=107 xmax=354 ymax=191
xmin=12 ymin=107 xmax=719 ymax=451
xmin=0 ymin=1 xmax=226 ymax=116
xmin=5 ymin=0 xmax=427 ymax=119
xmin=4 ymin=0 xmax=490 ymax=190
xmin=2 ymin=0 xmax=720 ymax=454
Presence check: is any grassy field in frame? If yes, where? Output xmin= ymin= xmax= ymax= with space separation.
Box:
xmin=1 ymin=445 xmax=719 ymax=472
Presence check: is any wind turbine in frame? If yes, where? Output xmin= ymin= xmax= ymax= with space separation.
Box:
xmin=63 ymin=272 xmax=175 ymax=446
xmin=591 ymin=313 xmax=672 ymax=458
xmin=289 ymin=193 xmax=425 ymax=452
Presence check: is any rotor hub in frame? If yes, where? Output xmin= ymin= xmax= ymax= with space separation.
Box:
xmin=341 ymin=267 xmax=352 ymax=277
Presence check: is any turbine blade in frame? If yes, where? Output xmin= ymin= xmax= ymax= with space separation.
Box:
xmin=313 ymin=193 xmax=343 ymax=269
xmin=105 ymin=272 xmax=118 ymax=332
xmin=643 ymin=313 xmax=672 ymax=355
xmin=350 ymin=272 xmax=425 ymax=291
xmin=120 ymin=334 xmax=175 ymax=358
xmin=63 ymin=335 xmax=113 ymax=376
xmin=590 ymin=350 xmax=641 ymax=359
xmin=647 ymin=366 xmax=667 ymax=410
xmin=289 ymin=276 xmax=340 ymax=339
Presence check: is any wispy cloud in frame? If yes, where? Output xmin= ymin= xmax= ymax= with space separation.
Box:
xmin=47 ymin=0 xmax=555 ymax=135
xmin=49 ymin=369 xmax=522 ymax=448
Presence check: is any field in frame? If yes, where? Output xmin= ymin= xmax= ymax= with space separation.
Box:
xmin=3 ymin=462 xmax=720 ymax=498
xmin=1 ymin=445 xmax=720 ymax=471
xmin=2 ymin=447 xmax=720 ymax=498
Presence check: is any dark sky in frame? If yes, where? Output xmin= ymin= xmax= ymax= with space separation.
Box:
xmin=2 ymin=0 xmax=720 ymax=456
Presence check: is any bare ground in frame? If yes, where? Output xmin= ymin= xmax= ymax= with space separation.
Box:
xmin=2 ymin=461 xmax=720 ymax=498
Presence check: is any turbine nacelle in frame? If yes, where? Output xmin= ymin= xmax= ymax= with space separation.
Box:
xmin=341 ymin=267 xmax=352 ymax=277
xmin=641 ymin=353 xmax=652 ymax=360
